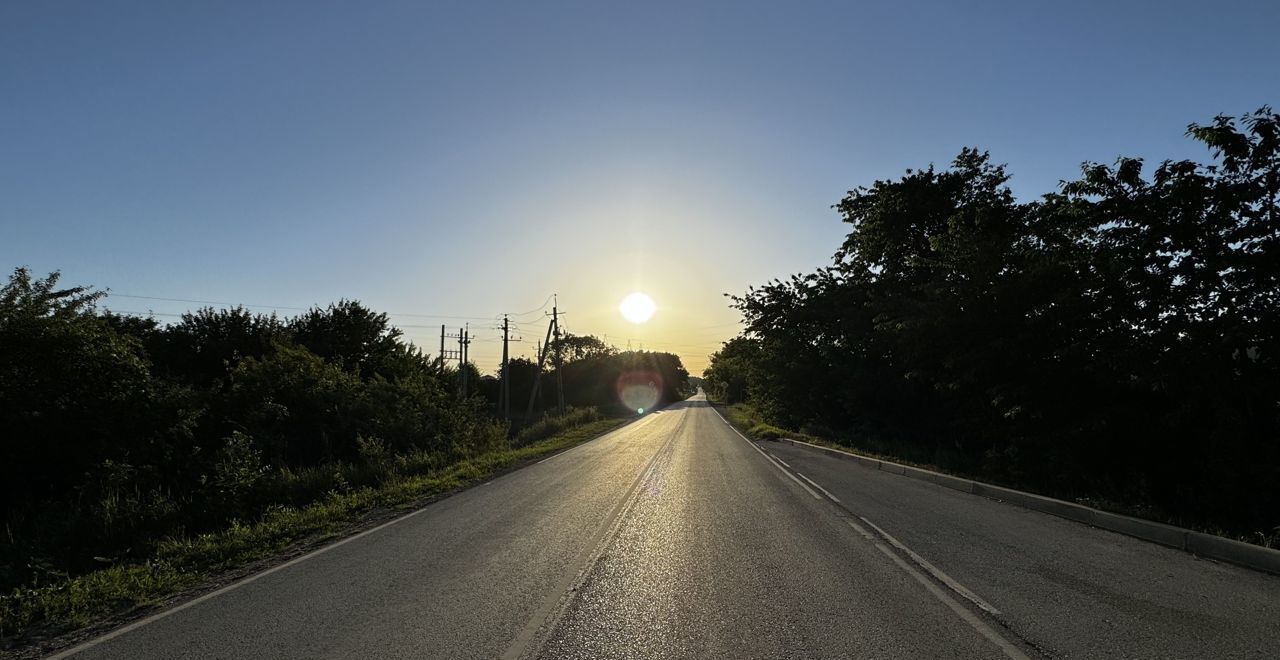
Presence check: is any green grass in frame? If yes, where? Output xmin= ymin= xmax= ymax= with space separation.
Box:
xmin=0 ymin=416 xmax=628 ymax=646
xmin=513 ymin=407 xmax=603 ymax=447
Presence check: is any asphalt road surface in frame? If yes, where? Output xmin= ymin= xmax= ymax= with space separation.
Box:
xmin=55 ymin=395 xmax=1280 ymax=659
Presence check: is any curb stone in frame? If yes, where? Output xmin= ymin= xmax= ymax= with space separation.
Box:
xmin=774 ymin=437 xmax=1280 ymax=576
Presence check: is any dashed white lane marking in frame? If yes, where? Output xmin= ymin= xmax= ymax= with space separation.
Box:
xmin=710 ymin=405 xmax=1026 ymax=660
xmin=712 ymin=408 xmax=821 ymax=500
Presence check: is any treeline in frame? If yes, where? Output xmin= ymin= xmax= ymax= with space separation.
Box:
xmin=0 ymin=271 xmax=689 ymax=594
xmin=704 ymin=108 xmax=1280 ymax=539
xmin=483 ymin=333 xmax=692 ymax=419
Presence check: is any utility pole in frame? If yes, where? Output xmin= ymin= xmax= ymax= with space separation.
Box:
xmin=456 ymin=327 xmax=464 ymax=397
xmin=441 ymin=327 xmax=465 ymax=394
xmin=500 ymin=315 xmax=510 ymax=421
xmin=454 ymin=326 xmax=473 ymax=398
xmin=536 ymin=341 xmax=544 ymax=412
xmin=524 ymin=320 xmax=556 ymax=421
xmin=462 ymin=324 xmax=470 ymax=396
xmin=439 ymin=324 xmax=446 ymax=375
xmin=552 ymin=299 xmax=565 ymax=414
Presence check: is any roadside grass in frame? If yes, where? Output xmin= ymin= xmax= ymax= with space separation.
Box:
xmin=513 ymin=406 xmax=603 ymax=447
xmin=0 ymin=416 xmax=628 ymax=647
xmin=716 ymin=401 xmax=1280 ymax=551
xmin=723 ymin=404 xmax=940 ymax=470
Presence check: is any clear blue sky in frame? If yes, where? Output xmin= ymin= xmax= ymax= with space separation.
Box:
xmin=3 ymin=0 xmax=1276 ymax=372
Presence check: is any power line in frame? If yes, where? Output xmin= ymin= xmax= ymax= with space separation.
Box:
xmin=106 ymin=309 xmax=723 ymax=353
xmin=104 ymin=293 xmax=497 ymax=321
xmin=508 ymin=293 xmax=556 ymax=318
xmin=101 ymin=309 xmax=185 ymax=318
xmin=105 ymin=293 xmax=310 ymax=311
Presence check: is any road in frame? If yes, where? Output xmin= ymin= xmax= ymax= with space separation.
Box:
xmin=55 ymin=395 xmax=1280 ymax=659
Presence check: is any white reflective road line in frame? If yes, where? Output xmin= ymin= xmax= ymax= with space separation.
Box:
xmin=709 ymin=405 xmax=1023 ymax=659
xmin=796 ymin=472 xmax=842 ymax=504
xmin=712 ymin=408 xmax=821 ymax=499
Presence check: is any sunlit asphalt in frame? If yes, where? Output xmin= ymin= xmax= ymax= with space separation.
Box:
xmin=59 ymin=396 xmax=1280 ymax=659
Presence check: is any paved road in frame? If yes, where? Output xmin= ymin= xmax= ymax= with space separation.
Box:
xmin=55 ymin=396 xmax=1279 ymax=659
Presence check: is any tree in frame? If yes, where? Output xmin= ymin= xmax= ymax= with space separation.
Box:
xmin=289 ymin=300 xmax=403 ymax=378
xmin=710 ymin=108 xmax=1280 ymax=534
xmin=551 ymin=333 xmax=616 ymax=363
xmin=155 ymin=306 xmax=285 ymax=387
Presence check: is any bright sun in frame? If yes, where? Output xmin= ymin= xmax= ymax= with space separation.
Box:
xmin=619 ymin=292 xmax=656 ymax=324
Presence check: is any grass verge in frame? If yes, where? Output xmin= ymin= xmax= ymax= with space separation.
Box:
xmin=0 ymin=416 xmax=629 ymax=652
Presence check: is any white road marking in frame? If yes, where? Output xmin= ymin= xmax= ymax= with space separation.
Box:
xmin=49 ymin=502 xmax=438 ymax=659
xmin=856 ymin=515 xmax=1002 ymax=616
xmin=711 ymin=408 xmax=821 ymax=500
xmin=536 ymin=413 xmax=660 ymax=464
xmin=796 ymin=472 xmax=842 ymax=503
xmin=50 ymin=412 xmax=655 ymax=659
xmin=711 ymin=406 xmax=1024 ymax=659
xmin=845 ymin=518 xmax=1030 ymax=660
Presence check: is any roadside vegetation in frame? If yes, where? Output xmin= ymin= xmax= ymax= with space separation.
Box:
xmin=0 ymin=416 xmax=624 ymax=643
xmin=0 ymin=273 xmax=689 ymax=646
xmin=704 ymin=108 xmax=1280 ymax=548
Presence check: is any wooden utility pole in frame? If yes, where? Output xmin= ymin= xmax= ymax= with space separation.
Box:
xmin=524 ymin=321 xmax=556 ymax=421
xmin=456 ymin=327 xmax=464 ymax=397
xmin=456 ymin=326 xmax=468 ymax=397
xmin=500 ymin=315 xmax=510 ymax=421
xmin=552 ymin=301 xmax=565 ymax=414
xmin=438 ymin=324 xmax=446 ymax=375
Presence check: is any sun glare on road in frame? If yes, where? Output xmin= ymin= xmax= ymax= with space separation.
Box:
xmin=619 ymin=292 xmax=656 ymax=323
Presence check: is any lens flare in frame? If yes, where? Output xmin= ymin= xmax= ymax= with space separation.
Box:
xmin=617 ymin=370 xmax=662 ymax=414
xmin=619 ymin=292 xmax=656 ymax=323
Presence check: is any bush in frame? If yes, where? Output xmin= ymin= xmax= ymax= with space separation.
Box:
xmin=708 ymin=108 xmax=1280 ymax=539
xmin=514 ymin=407 xmax=603 ymax=447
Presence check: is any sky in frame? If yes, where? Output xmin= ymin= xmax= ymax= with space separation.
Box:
xmin=3 ymin=0 xmax=1277 ymax=374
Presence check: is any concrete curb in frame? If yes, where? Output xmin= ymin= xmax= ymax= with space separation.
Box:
xmin=774 ymin=437 xmax=1280 ymax=576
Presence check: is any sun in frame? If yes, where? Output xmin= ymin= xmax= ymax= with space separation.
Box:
xmin=619 ymin=292 xmax=656 ymax=324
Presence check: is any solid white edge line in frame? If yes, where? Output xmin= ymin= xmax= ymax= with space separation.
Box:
xmin=711 ymin=408 xmax=821 ymax=500
xmin=536 ymin=412 xmax=659 ymax=464
xmin=760 ymin=450 xmax=822 ymax=500
xmin=795 ymin=472 xmax=842 ymax=504
xmin=846 ymin=520 xmax=1030 ymax=660
xmin=49 ymin=503 xmax=436 ymax=659
xmin=50 ymin=411 xmax=656 ymax=659
xmin=711 ymin=405 xmax=1023 ymax=658
xmin=857 ymin=515 xmax=1002 ymax=616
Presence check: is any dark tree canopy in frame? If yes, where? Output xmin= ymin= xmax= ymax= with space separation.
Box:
xmin=704 ymin=108 xmax=1280 ymax=537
